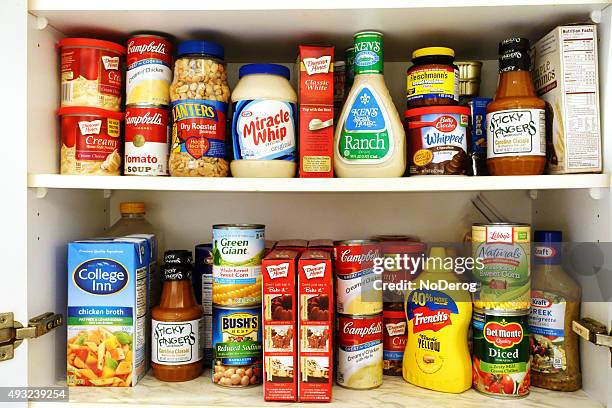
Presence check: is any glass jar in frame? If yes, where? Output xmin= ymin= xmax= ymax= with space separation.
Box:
xmin=406 ymin=47 xmax=459 ymax=108
xmin=169 ymin=40 xmax=230 ymax=177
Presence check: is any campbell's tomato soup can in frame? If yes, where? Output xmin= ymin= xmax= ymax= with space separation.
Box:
xmin=472 ymin=308 xmax=530 ymax=398
xmin=126 ymin=35 xmax=173 ymax=106
xmin=59 ymin=38 xmax=125 ymax=111
xmin=382 ymin=310 xmax=407 ymax=376
xmin=124 ymin=105 xmax=170 ymax=176
xmin=334 ymin=240 xmax=382 ymax=316
xmin=336 ymin=314 xmax=383 ymax=389
xmin=59 ymin=107 xmax=124 ymax=175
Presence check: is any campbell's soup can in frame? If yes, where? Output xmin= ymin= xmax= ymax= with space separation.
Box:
xmin=334 ymin=240 xmax=382 ymax=315
xmin=124 ymin=105 xmax=170 ymax=176
xmin=382 ymin=310 xmax=407 ymax=376
xmin=126 ymin=34 xmax=173 ymax=106
xmin=472 ymin=308 xmax=530 ymax=398
xmin=381 ymin=241 xmax=426 ymax=308
xmin=212 ymin=224 xmax=265 ymax=306
xmin=336 ymin=314 xmax=383 ymax=389
xmin=472 ymin=223 xmax=531 ymax=310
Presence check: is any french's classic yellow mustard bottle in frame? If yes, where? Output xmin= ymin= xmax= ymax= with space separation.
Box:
xmin=403 ymin=247 xmax=472 ymax=393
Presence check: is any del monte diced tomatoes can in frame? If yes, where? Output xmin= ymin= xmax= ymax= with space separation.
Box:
xmin=472 ymin=308 xmax=531 ymax=398
xmin=336 ymin=314 xmax=383 ymax=389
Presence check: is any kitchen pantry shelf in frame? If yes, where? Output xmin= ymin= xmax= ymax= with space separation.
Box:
xmin=30 ymin=372 xmax=601 ymax=408
xmin=27 ymin=173 xmax=611 ymax=193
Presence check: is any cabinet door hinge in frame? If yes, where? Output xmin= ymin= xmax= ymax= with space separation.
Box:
xmin=572 ymin=318 xmax=612 ymax=367
xmin=0 ymin=312 xmax=63 ymax=362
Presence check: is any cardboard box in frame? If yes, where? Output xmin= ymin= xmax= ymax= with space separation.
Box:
xmin=307 ymin=239 xmax=334 ymax=252
xmin=298 ymin=45 xmax=335 ymax=178
xmin=276 ymin=239 xmax=308 ymax=253
xmin=532 ymin=24 xmax=602 ymax=174
xmin=298 ymin=249 xmax=333 ymax=402
xmin=67 ymin=238 xmax=149 ymax=387
xmin=262 ymin=250 xmax=300 ymax=401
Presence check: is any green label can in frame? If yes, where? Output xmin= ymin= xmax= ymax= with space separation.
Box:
xmin=353 ymin=31 xmax=384 ymax=75
xmin=472 ymin=308 xmax=531 ymax=398
xmin=471 ymin=223 xmax=531 ymax=310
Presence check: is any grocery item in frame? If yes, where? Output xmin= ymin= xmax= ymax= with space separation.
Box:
xmin=212 ymin=305 xmax=263 ymax=387
xmin=467 ymin=97 xmax=492 ymax=176
xmin=472 ymin=223 xmax=531 ymax=310
xmin=334 ymin=240 xmax=382 ymax=315
xmin=212 ymin=224 xmax=265 ymax=306
xmin=276 ymin=239 xmax=308 ymax=253
xmin=336 ymin=314 xmax=383 ymax=389
xmin=405 ymin=106 xmax=470 ymax=175
xmin=373 ymin=234 xmax=420 ymax=242
xmin=456 ymin=60 xmax=483 ymax=99
xmin=298 ymin=250 xmax=333 ymax=402
xmin=308 ymin=239 xmax=334 ymax=252
xmin=532 ymin=25 xmax=602 ymax=174
xmin=262 ymin=250 xmax=299 ymax=401
xmin=381 ymin=241 xmax=426 ymax=313
xmin=59 ymin=38 xmax=125 ymax=111
xmin=333 ymin=60 xmax=346 ymax=120
xmin=194 ymin=244 xmax=213 ymax=367
xmin=152 ymin=257 xmax=203 ymax=382
xmin=383 ymin=310 xmax=407 ymax=376
xmin=472 ymin=308 xmax=531 ymax=398
xmin=67 ymin=238 xmax=149 ymax=387
xmin=124 ymin=105 xmax=170 ymax=176
xmin=530 ymin=230 xmax=581 ymax=391
xmin=126 ymin=34 xmax=173 ymax=106
xmin=59 ymin=107 xmax=123 ymax=175
xmin=403 ymin=247 xmax=472 ymax=393
xmin=298 ymin=46 xmax=335 ymax=178
xmin=231 ymin=64 xmax=297 ymax=177
xmin=345 ymin=47 xmax=355 ymax=99
xmin=487 ymin=38 xmax=546 ymax=175
xmin=169 ymin=40 xmax=230 ymax=177
xmin=335 ymin=31 xmax=406 ymax=177
xmin=406 ymin=47 xmax=459 ymax=108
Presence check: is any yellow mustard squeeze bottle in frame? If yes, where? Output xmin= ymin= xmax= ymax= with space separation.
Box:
xmin=403 ymin=247 xmax=472 ymax=393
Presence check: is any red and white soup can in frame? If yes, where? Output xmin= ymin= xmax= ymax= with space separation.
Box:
xmin=124 ymin=105 xmax=170 ymax=176
xmin=336 ymin=314 xmax=383 ymax=390
xmin=126 ymin=34 xmax=173 ymax=106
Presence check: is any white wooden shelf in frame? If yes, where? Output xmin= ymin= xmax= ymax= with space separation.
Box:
xmin=31 ymin=371 xmax=601 ymax=408
xmin=27 ymin=173 xmax=610 ymax=194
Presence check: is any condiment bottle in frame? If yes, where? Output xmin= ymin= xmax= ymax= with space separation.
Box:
xmin=403 ymin=247 xmax=472 ymax=393
xmin=530 ymin=231 xmax=581 ymax=391
xmin=486 ymin=38 xmax=546 ymax=175
xmin=334 ymin=31 xmax=406 ymax=177
xmin=151 ymin=250 xmax=203 ymax=382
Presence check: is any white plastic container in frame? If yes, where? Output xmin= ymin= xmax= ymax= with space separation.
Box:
xmin=231 ymin=64 xmax=297 ymax=178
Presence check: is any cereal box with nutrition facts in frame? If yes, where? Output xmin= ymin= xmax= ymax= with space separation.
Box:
xmin=67 ymin=238 xmax=149 ymax=387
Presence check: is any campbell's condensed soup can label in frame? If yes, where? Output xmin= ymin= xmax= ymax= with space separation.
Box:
xmin=336 ymin=314 xmax=383 ymax=389
xmin=126 ymin=35 xmax=173 ymax=106
xmin=334 ymin=240 xmax=382 ymax=315
xmin=124 ymin=105 xmax=170 ymax=176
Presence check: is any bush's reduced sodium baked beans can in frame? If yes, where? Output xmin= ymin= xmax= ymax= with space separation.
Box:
xmin=334 ymin=240 xmax=382 ymax=315
xmin=212 ymin=224 xmax=265 ymax=306
xmin=212 ymin=305 xmax=263 ymax=387
xmin=471 ymin=223 xmax=531 ymax=310
xmin=336 ymin=314 xmax=383 ymax=389
xmin=472 ymin=308 xmax=530 ymax=398
xmin=126 ymin=34 xmax=173 ymax=106
xmin=124 ymin=105 xmax=170 ymax=176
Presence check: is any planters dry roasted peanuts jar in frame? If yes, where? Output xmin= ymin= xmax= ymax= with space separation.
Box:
xmin=406 ymin=47 xmax=459 ymax=108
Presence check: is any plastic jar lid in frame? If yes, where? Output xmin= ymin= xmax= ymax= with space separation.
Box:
xmin=412 ymin=46 xmax=455 ymax=59
xmin=57 ymin=106 xmax=125 ymax=120
xmin=177 ymin=40 xmax=225 ymax=60
xmin=58 ymin=38 xmax=126 ymax=55
xmin=120 ymin=201 xmax=145 ymax=214
xmin=405 ymin=105 xmax=470 ymax=118
xmin=238 ymin=63 xmax=290 ymax=79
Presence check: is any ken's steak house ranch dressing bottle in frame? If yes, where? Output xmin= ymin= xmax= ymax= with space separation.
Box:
xmin=335 ymin=31 xmax=406 ymax=177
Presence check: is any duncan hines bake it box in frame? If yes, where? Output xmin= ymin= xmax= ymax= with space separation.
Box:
xmin=532 ymin=24 xmax=602 ymax=174
xmin=298 ymin=45 xmax=335 ymax=178
xmin=262 ymin=250 xmax=300 ymax=401
xmin=298 ymin=249 xmax=333 ymax=402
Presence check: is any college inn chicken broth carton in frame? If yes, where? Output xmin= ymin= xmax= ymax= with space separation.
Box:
xmin=67 ymin=238 xmax=150 ymax=387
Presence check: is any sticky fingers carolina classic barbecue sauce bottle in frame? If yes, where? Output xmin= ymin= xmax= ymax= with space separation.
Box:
xmin=152 ymin=250 xmax=203 ymax=381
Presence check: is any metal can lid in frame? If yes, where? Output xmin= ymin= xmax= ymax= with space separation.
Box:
xmin=213 ymin=224 xmax=265 ymax=230
xmin=473 ymin=222 xmax=530 ymax=227
xmin=334 ymin=239 xmax=380 ymax=246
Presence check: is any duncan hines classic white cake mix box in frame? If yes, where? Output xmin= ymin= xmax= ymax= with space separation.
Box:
xmin=532 ymin=25 xmax=602 ymax=174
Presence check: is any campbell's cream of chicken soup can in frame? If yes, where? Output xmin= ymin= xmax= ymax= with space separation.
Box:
xmin=336 ymin=314 xmax=383 ymax=389
xmin=124 ymin=105 xmax=170 ymax=176
xmin=126 ymin=35 xmax=173 ymax=106
xmin=334 ymin=240 xmax=382 ymax=315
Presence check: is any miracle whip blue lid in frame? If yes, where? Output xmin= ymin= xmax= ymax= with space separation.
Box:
xmin=177 ymin=40 xmax=225 ymax=60
xmin=534 ymin=230 xmax=562 ymax=265
xmin=239 ymin=63 xmax=290 ymax=79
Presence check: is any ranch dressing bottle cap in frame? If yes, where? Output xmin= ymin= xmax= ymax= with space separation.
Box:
xmin=353 ymin=31 xmax=384 ymax=75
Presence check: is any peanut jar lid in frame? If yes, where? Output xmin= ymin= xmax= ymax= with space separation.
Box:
xmin=177 ymin=40 xmax=224 ymax=60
